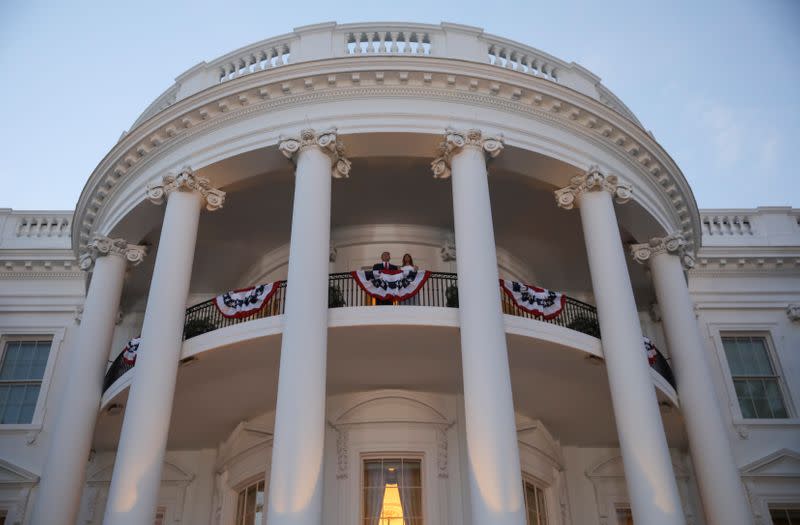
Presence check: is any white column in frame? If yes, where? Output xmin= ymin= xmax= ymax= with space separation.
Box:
xmin=266 ymin=129 xmax=350 ymax=525
xmin=631 ymin=235 xmax=752 ymax=525
xmin=30 ymin=237 xmax=145 ymax=525
xmin=103 ymin=168 xmax=225 ymax=525
xmin=432 ymin=129 xmax=526 ymax=525
xmin=555 ymin=167 xmax=685 ymax=525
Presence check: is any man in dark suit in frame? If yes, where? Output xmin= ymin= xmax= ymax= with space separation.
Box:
xmin=372 ymin=251 xmax=398 ymax=272
xmin=372 ymin=251 xmax=397 ymax=304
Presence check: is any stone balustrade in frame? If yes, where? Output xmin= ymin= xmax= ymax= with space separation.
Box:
xmin=126 ymin=22 xmax=644 ymax=131
xmin=699 ymin=207 xmax=800 ymax=248
xmin=0 ymin=210 xmax=73 ymax=249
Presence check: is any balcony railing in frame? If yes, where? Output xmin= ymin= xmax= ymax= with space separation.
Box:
xmin=103 ymin=272 xmax=675 ymax=392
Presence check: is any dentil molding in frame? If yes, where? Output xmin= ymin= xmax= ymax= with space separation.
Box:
xmin=73 ymin=61 xmax=699 ymax=257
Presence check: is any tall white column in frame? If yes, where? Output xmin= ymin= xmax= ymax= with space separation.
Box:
xmin=30 ymin=237 xmax=145 ymax=525
xmin=631 ymin=235 xmax=752 ymax=525
xmin=103 ymin=168 xmax=225 ymax=525
xmin=432 ymin=129 xmax=526 ymax=525
xmin=555 ymin=167 xmax=685 ymax=525
xmin=266 ymin=129 xmax=350 ymax=525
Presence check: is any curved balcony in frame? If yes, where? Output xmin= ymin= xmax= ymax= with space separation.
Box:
xmin=102 ymin=272 xmax=675 ymax=394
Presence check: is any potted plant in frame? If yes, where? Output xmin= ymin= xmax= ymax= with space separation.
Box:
xmin=184 ymin=318 xmax=217 ymax=339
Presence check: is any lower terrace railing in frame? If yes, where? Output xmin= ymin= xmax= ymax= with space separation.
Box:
xmin=103 ymin=272 xmax=676 ymax=392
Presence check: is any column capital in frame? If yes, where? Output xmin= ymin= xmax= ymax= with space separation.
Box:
xmin=630 ymin=233 xmax=696 ymax=269
xmin=79 ymin=235 xmax=147 ymax=271
xmin=146 ymin=166 xmax=226 ymax=211
xmin=278 ymin=128 xmax=351 ymax=178
xmin=431 ymin=128 xmax=504 ymax=179
xmin=553 ymin=165 xmax=632 ymax=210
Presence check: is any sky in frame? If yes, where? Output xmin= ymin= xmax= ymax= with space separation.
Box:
xmin=1 ymin=0 xmax=798 ymax=210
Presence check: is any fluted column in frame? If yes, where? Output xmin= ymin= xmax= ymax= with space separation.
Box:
xmin=103 ymin=168 xmax=225 ymax=525
xmin=631 ymin=235 xmax=752 ymax=525
xmin=432 ymin=129 xmax=525 ymax=525
xmin=30 ymin=237 xmax=145 ymax=525
xmin=266 ymin=129 xmax=350 ymax=525
xmin=555 ymin=167 xmax=685 ymax=525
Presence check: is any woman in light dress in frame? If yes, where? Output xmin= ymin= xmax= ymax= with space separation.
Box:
xmin=400 ymin=253 xmax=421 ymax=305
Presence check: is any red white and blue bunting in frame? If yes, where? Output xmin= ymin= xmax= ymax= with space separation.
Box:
xmin=121 ymin=337 xmax=141 ymax=366
xmin=351 ymin=267 xmax=431 ymax=302
xmin=499 ymin=280 xmax=566 ymax=319
xmin=643 ymin=336 xmax=658 ymax=365
xmin=213 ymin=282 xmax=281 ymax=319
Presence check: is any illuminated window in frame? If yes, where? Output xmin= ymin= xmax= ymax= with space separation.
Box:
xmin=153 ymin=507 xmax=166 ymax=525
xmin=523 ymin=479 xmax=548 ymax=525
xmin=615 ymin=507 xmax=634 ymax=524
xmin=235 ymin=479 xmax=265 ymax=525
xmin=363 ymin=458 xmax=423 ymax=525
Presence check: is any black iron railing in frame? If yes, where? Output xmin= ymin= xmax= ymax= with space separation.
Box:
xmin=102 ymin=272 xmax=674 ymax=392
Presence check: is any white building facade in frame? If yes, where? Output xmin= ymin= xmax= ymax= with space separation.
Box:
xmin=0 ymin=22 xmax=798 ymax=525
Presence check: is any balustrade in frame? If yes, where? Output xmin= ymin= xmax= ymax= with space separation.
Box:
xmin=125 ymin=22 xmax=639 ymax=130
xmin=15 ymin=215 xmax=71 ymax=237
xmin=100 ymin=272 xmax=663 ymax=393
xmin=701 ymin=213 xmax=753 ymax=235
xmin=344 ymin=29 xmax=432 ymax=56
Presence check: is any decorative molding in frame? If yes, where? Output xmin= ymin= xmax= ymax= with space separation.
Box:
xmin=145 ymin=166 xmax=226 ymax=211
xmin=78 ymin=235 xmax=147 ymax=271
xmin=630 ymin=233 xmax=695 ymax=270
xmin=554 ymin=165 xmax=632 ymax=210
xmin=440 ymin=235 xmax=456 ymax=262
xmin=430 ymin=128 xmax=504 ymax=179
xmin=436 ymin=426 xmax=449 ymax=478
xmin=278 ymin=128 xmax=351 ymax=178
xmin=72 ymin=66 xmax=700 ymax=258
xmin=787 ymin=304 xmax=800 ymax=322
xmin=329 ymin=244 xmax=338 ymax=263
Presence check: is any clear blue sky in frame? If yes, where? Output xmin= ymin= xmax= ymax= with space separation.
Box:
xmin=1 ymin=0 xmax=798 ymax=210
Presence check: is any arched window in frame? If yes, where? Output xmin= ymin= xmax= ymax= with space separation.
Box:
xmin=235 ymin=479 xmax=265 ymax=525
xmin=522 ymin=479 xmax=548 ymax=525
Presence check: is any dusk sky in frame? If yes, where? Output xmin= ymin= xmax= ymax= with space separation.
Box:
xmin=1 ymin=0 xmax=798 ymax=210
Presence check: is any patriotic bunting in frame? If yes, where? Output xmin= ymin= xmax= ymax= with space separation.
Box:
xmin=213 ymin=282 xmax=281 ymax=319
xmin=351 ymin=267 xmax=431 ymax=302
xmin=643 ymin=336 xmax=676 ymax=388
xmin=121 ymin=337 xmax=141 ymax=365
xmin=499 ymin=279 xmax=566 ymax=319
xmin=643 ymin=336 xmax=658 ymax=365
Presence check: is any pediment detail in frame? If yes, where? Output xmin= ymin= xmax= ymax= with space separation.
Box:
xmin=88 ymin=460 xmax=193 ymax=483
xmin=741 ymin=449 xmax=800 ymax=478
xmin=0 ymin=459 xmax=38 ymax=485
xmin=334 ymin=392 xmax=448 ymax=425
xmin=586 ymin=454 xmax=689 ymax=479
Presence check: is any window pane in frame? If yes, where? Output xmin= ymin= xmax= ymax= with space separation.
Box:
xmin=31 ymin=342 xmax=50 ymax=379
xmin=616 ymin=508 xmax=635 ymax=525
xmin=0 ymin=342 xmax=21 ymax=379
xmin=364 ymin=459 xmax=383 ymax=487
xmin=536 ymin=486 xmax=547 ymax=525
xmin=723 ymin=335 xmax=788 ymax=419
xmin=769 ymin=508 xmax=790 ymax=525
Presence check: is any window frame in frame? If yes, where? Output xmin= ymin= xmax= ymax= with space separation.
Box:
xmin=233 ymin=476 xmax=266 ymax=525
xmin=714 ymin=329 xmax=795 ymax=421
xmin=0 ymin=328 xmax=64 ymax=430
xmin=521 ymin=474 xmax=550 ymax=525
xmin=359 ymin=453 xmax=425 ymax=525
